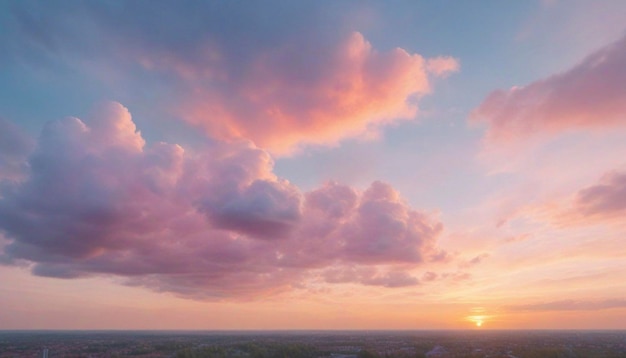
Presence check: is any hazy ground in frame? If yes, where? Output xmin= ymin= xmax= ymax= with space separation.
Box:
xmin=1 ymin=330 xmax=626 ymax=357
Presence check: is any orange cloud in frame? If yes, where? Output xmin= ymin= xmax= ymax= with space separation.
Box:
xmin=171 ymin=32 xmax=457 ymax=153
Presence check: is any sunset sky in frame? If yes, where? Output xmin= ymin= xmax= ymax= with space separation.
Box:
xmin=1 ymin=0 xmax=626 ymax=330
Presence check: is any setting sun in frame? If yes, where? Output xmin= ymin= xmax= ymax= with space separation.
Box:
xmin=467 ymin=313 xmax=489 ymax=328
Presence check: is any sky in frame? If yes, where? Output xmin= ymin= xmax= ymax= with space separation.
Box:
xmin=1 ymin=0 xmax=626 ymax=330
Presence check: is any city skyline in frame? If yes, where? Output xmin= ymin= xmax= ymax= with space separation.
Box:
xmin=1 ymin=0 xmax=626 ymax=330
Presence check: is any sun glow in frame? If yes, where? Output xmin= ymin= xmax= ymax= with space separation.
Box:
xmin=467 ymin=313 xmax=489 ymax=328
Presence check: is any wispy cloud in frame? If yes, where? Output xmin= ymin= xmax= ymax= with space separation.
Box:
xmin=472 ymin=33 xmax=626 ymax=141
xmin=574 ymin=170 xmax=626 ymax=219
xmin=508 ymin=299 xmax=626 ymax=312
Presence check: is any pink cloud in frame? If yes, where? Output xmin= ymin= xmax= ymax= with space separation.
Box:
xmin=459 ymin=253 xmax=490 ymax=268
xmin=339 ymin=181 xmax=443 ymax=264
xmin=0 ymin=102 xmax=446 ymax=298
xmin=426 ymin=56 xmax=460 ymax=77
xmin=440 ymin=272 xmax=472 ymax=282
xmin=573 ymin=170 xmax=626 ymax=219
xmin=472 ymin=34 xmax=626 ymax=141
xmin=322 ymin=266 xmax=420 ymax=288
xmin=154 ymin=32 xmax=458 ymax=153
xmin=4 ymin=3 xmax=460 ymax=155
xmin=282 ymin=181 xmax=445 ymax=270
xmin=533 ymin=169 xmax=626 ymax=227
xmin=421 ymin=271 xmax=438 ymax=282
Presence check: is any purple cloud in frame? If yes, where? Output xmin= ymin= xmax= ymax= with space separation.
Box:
xmin=0 ymin=103 xmax=446 ymax=299
xmin=574 ymin=170 xmax=626 ymax=218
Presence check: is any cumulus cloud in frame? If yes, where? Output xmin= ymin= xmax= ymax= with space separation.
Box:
xmin=339 ymin=181 xmax=443 ymax=264
xmin=472 ymin=33 xmax=626 ymax=141
xmin=0 ymin=103 xmax=445 ymax=299
xmin=173 ymin=31 xmax=458 ymax=153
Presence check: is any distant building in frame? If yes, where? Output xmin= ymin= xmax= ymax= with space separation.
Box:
xmin=42 ymin=348 xmax=49 ymax=358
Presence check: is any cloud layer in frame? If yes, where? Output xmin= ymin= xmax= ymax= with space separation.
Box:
xmin=472 ymin=33 xmax=626 ymax=141
xmin=0 ymin=103 xmax=444 ymax=299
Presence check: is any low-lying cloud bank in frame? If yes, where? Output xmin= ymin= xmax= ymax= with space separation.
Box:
xmin=0 ymin=103 xmax=446 ymax=299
